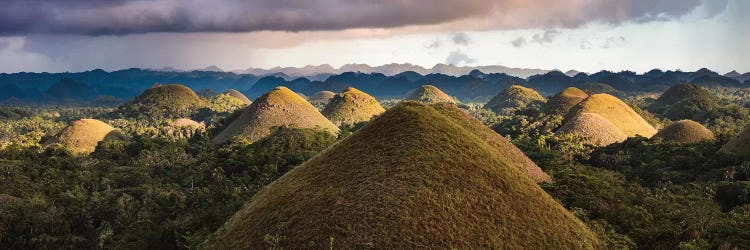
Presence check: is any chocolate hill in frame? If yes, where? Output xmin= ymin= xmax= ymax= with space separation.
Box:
xmin=321 ymin=87 xmax=385 ymax=126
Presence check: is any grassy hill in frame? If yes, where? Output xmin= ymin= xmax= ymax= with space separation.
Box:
xmin=211 ymin=86 xmax=339 ymax=144
xmin=114 ymin=84 xmax=206 ymax=119
xmin=203 ymin=101 xmax=597 ymax=249
xmin=567 ymin=94 xmax=656 ymax=138
xmin=720 ymin=126 xmax=750 ymax=158
xmin=483 ymin=85 xmax=544 ymax=114
xmin=558 ymin=112 xmax=627 ymax=146
xmin=322 ymin=87 xmax=385 ymax=126
xmin=221 ymin=89 xmax=252 ymax=105
xmin=543 ymin=87 xmax=589 ymax=115
xmin=44 ymin=119 xmax=117 ymax=155
xmin=652 ymin=120 xmax=714 ymax=144
xmin=648 ymin=84 xmax=718 ymax=120
xmin=405 ymin=85 xmax=458 ymax=104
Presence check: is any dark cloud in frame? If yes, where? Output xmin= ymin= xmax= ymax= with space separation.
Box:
xmin=511 ymin=37 xmax=527 ymax=48
xmin=0 ymin=0 xmax=726 ymax=35
xmin=445 ymin=50 xmax=476 ymax=65
xmin=532 ymin=30 xmax=562 ymax=44
xmin=452 ymin=33 xmax=470 ymax=45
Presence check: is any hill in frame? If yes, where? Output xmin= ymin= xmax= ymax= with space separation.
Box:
xmin=212 ymin=86 xmax=339 ymax=144
xmin=114 ymin=84 xmax=205 ymax=119
xmin=43 ymin=78 xmax=98 ymax=101
xmin=430 ymin=102 xmax=551 ymax=183
xmin=567 ymin=94 xmax=657 ymax=138
xmin=648 ymin=84 xmax=716 ymax=116
xmin=579 ymin=82 xmax=619 ymax=96
xmin=482 ymin=85 xmax=544 ymax=114
xmin=44 ymin=119 xmax=117 ymax=155
xmin=405 ymin=85 xmax=458 ymax=104
xmin=203 ymin=101 xmax=597 ymax=249
xmin=221 ymin=89 xmax=252 ymax=105
xmin=557 ymin=113 xmax=627 ymax=146
xmin=652 ymin=120 xmax=714 ymax=144
xmin=308 ymin=91 xmax=336 ymax=103
xmin=321 ymin=87 xmax=385 ymax=126
xmin=543 ymin=87 xmax=589 ymax=115
xmin=720 ymin=126 xmax=750 ymax=158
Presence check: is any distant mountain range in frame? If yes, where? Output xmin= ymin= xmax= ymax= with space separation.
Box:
xmin=0 ymin=67 xmax=746 ymax=105
xmin=234 ymin=63 xmax=551 ymax=79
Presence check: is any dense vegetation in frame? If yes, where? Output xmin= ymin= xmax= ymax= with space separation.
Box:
xmin=2 ymin=77 xmax=750 ymax=249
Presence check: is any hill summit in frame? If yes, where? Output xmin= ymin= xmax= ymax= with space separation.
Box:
xmin=405 ymin=85 xmax=458 ymax=104
xmin=543 ymin=87 xmax=589 ymax=115
xmin=652 ymin=120 xmax=714 ymax=144
xmin=567 ymin=93 xmax=656 ymax=138
xmin=212 ymin=86 xmax=339 ymax=144
xmin=483 ymin=85 xmax=544 ymax=114
xmin=557 ymin=112 xmax=627 ymax=146
xmin=322 ymin=87 xmax=385 ymax=126
xmin=203 ymin=101 xmax=597 ymax=249
xmin=221 ymin=89 xmax=252 ymax=105
xmin=115 ymin=84 xmax=205 ymax=119
xmin=45 ymin=119 xmax=117 ymax=155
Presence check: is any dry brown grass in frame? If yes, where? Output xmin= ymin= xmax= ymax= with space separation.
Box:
xmin=652 ymin=120 xmax=714 ymax=144
xmin=483 ymin=85 xmax=544 ymax=113
xmin=322 ymin=87 xmax=385 ymax=126
xmin=211 ymin=86 xmax=340 ymax=144
xmin=118 ymin=84 xmax=206 ymax=118
xmin=557 ymin=113 xmax=627 ymax=147
xmin=222 ymin=89 xmax=252 ymax=105
xmin=543 ymin=87 xmax=589 ymax=115
xmin=405 ymin=85 xmax=458 ymax=104
xmin=171 ymin=118 xmax=205 ymax=129
xmin=567 ymin=93 xmax=657 ymax=138
xmin=308 ymin=91 xmax=336 ymax=103
xmin=431 ymin=102 xmax=551 ymax=183
xmin=203 ymin=101 xmax=598 ymax=249
xmin=45 ymin=119 xmax=117 ymax=155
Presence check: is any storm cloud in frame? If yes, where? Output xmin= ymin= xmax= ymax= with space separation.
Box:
xmin=0 ymin=0 xmax=726 ymax=35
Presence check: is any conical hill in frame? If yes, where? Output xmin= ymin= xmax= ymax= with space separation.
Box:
xmin=211 ymin=86 xmax=339 ymax=144
xmin=652 ymin=120 xmax=714 ymax=144
xmin=45 ymin=119 xmax=117 ymax=155
xmin=203 ymin=101 xmax=598 ymax=249
xmin=543 ymin=87 xmax=589 ymax=115
xmin=721 ymin=126 xmax=750 ymax=158
xmin=405 ymin=85 xmax=458 ymax=104
xmin=567 ymin=94 xmax=656 ymax=138
xmin=116 ymin=84 xmax=205 ymax=119
xmin=557 ymin=112 xmax=627 ymax=146
xmin=308 ymin=91 xmax=336 ymax=103
xmin=483 ymin=85 xmax=544 ymax=114
xmin=222 ymin=89 xmax=252 ymax=105
xmin=322 ymin=87 xmax=385 ymax=126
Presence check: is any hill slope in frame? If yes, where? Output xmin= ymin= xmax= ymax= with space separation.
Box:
xmin=567 ymin=94 xmax=656 ymax=138
xmin=557 ymin=113 xmax=627 ymax=146
xmin=543 ymin=87 xmax=589 ymax=115
xmin=322 ymin=87 xmax=385 ymax=126
xmin=204 ymin=101 xmax=597 ymax=249
xmin=652 ymin=120 xmax=714 ymax=144
xmin=648 ymin=84 xmax=717 ymax=119
xmin=430 ymin=102 xmax=551 ymax=183
xmin=405 ymin=85 xmax=458 ymax=104
xmin=212 ymin=86 xmax=339 ymax=144
xmin=483 ymin=85 xmax=544 ymax=114
xmin=45 ymin=119 xmax=117 ymax=155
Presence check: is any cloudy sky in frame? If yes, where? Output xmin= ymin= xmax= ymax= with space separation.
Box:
xmin=0 ymin=0 xmax=747 ymax=73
